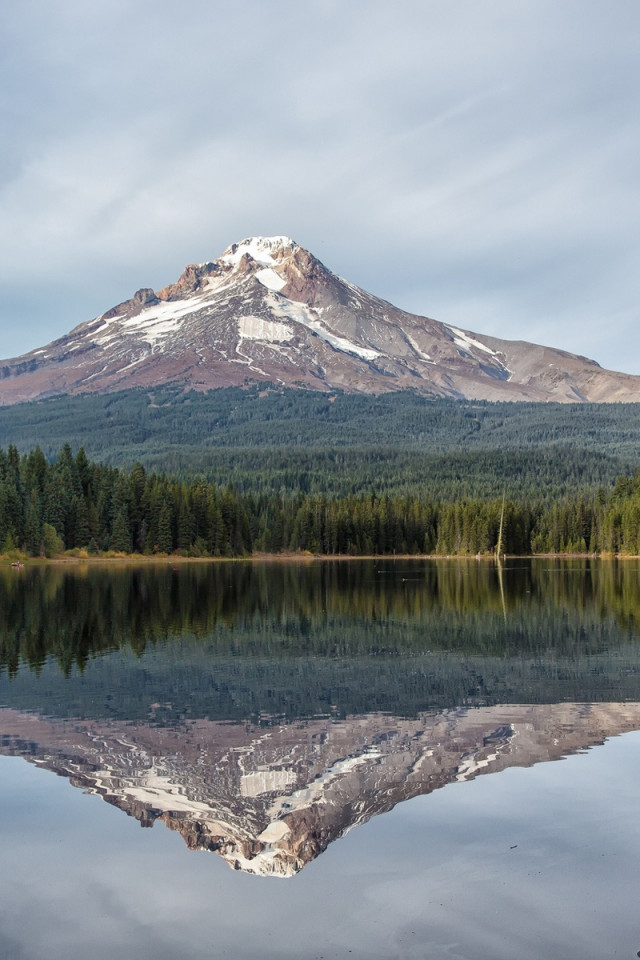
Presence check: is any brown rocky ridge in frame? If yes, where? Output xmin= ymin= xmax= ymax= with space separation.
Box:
xmin=2 ymin=236 xmax=640 ymax=404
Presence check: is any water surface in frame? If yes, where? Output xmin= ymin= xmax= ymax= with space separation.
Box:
xmin=1 ymin=559 xmax=639 ymax=958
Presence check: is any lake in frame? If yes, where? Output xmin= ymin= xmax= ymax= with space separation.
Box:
xmin=1 ymin=558 xmax=640 ymax=959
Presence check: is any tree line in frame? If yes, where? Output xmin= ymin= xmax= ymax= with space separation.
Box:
xmin=2 ymin=443 xmax=640 ymax=558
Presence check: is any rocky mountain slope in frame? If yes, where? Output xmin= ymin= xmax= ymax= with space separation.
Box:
xmin=2 ymin=702 xmax=640 ymax=877
xmin=2 ymin=236 xmax=640 ymax=404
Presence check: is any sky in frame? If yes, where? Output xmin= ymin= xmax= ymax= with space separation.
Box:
xmin=1 ymin=1 xmax=639 ymax=373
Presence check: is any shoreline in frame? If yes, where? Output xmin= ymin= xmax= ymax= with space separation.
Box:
xmin=2 ymin=551 xmax=635 ymax=567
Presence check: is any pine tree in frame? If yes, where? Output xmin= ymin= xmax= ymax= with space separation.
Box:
xmin=23 ymin=490 xmax=42 ymax=556
xmin=157 ymin=499 xmax=174 ymax=554
xmin=110 ymin=505 xmax=132 ymax=553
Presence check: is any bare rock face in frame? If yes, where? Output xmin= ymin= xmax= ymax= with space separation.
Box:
xmin=2 ymin=235 xmax=640 ymax=405
xmin=3 ymin=702 xmax=640 ymax=877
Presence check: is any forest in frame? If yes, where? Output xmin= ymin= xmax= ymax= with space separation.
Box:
xmin=2 ymin=385 xmax=640 ymax=502
xmin=3 ymin=442 xmax=640 ymax=559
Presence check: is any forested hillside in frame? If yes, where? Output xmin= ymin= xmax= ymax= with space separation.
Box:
xmin=1 ymin=386 xmax=640 ymax=499
xmin=3 ymin=443 xmax=640 ymax=559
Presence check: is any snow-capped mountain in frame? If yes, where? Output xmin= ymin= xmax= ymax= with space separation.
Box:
xmin=2 ymin=235 xmax=640 ymax=404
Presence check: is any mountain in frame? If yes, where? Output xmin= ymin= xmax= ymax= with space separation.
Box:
xmin=2 ymin=235 xmax=640 ymax=405
xmin=2 ymin=702 xmax=639 ymax=877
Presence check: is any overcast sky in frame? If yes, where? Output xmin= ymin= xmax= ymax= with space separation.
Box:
xmin=1 ymin=1 xmax=639 ymax=373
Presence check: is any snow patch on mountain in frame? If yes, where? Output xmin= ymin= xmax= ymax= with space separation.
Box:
xmin=269 ymin=295 xmax=381 ymax=362
xmin=93 ymin=295 xmax=208 ymax=349
xmin=200 ymin=273 xmax=239 ymax=296
xmin=255 ymin=268 xmax=287 ymax=292
xmin=404 ymin=332 xmax=434 ymax=363
xmin=445 ymin=324 xmax=498 ymax=358
xmin=237 ymin=317 xmax=293 ymax=342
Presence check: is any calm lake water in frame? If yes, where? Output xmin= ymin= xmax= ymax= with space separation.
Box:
xmin=1 ymin=558 xmax=640 ymax=959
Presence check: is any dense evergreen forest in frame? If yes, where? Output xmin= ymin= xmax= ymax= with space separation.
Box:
xmin=4 ymin=385 xmax=640 ymax=456
xmin=1 ymin=386 xmax=640 ymax=499
xmin=3 ymin=442 xmax=640 ymax=558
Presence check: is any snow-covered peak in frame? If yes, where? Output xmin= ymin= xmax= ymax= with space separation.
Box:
xmin=219 ymin=236 xmax=298 ymax=267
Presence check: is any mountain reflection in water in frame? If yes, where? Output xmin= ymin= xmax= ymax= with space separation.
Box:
xmin=1 ymin=558 xmax=640 ymax=877
xmin=2 ymin=702 xmax=640 ymax=877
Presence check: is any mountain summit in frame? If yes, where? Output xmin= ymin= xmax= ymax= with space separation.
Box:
xmin=2 ymin=235 xmax=640 ymax=404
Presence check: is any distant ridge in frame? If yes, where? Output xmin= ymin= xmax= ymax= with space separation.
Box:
xmin=2 ymin=236 xmax=640 ymax=404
